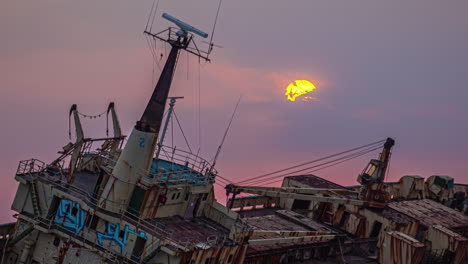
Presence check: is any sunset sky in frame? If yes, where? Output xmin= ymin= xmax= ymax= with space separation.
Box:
xmin=1 ymin=0 xmax=467 ymax=222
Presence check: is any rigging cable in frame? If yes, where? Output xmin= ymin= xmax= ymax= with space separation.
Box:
xmin=173 ymin=110 xmax=193 ymax=153
xmin=255 ymin=144 xmax=383 ymax=186
xmin=149 ymin=0 xmax=161 ymax=32
xmin=145 ymin=0 xmax=156 ymax=31
xmin=210 ymin=96 xmax=242 ymax=170
xmin=171 ymin=106 xmax=174 ymax=149
xmin=69 ymin=107 xmax=107 ymax=139
xmin=145 ymin=37 xmax=159 ymax=86
xmin=216 ymin=177 xmax=231 ymax=186
xmin=77 ymin=109 xmax=107 ymax=119
xmin=209 ymin=0 xmax=223 ymax=48
xmin=217 ymin=175 xmax=233 ymax=184
xmin=243 ymin=144 xmax=383 ymax=186
xmin=198 ymin=59 xmax=202 ymax=151
xmin=235 ymin=139 xmax=386 ymax=185
xmin=149 ymin=36 xmax=162 ymax=70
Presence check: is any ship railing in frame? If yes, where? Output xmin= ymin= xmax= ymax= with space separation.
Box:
xmin=31 ymin=215 xmax=132 ymax=264
xmin=100 ymin=155 xmax=204 ymax=187
xmin=16 ymin=159 xmax=45 ymax=175
xmin=32 ymin=211 xmax=182 ymax=264
xmin=99 ymin=146 xmax=217 ymax=186
xmin=16 ymin=160 xmax=207 ymax=246
xmin=141 ymin=169 xmax=214 ymax=186
xmin=29 ymin=163 xmax=188 ymax=249
xmin=32 ymin=173 xmax=197 ymax=254
xmin=157 ymin=145 xmax=218 ymax=176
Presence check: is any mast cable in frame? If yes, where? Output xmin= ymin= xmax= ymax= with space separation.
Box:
xmin=198 ymin=60 xmax=202 ymax=150
xmin=145 ymin=0 xmax=156 ymax=31
xmin=148 ymin=36 xmax=162 ymax=71
xmin=173 ymin=110 xmax=193 ymax=153
xmin=145 ymin=37 xmax=158 ymax=86
xmin=149 ymin=0 xmax=161 ymax=32
xmin=210 ymin=96 xmax=242 ymax=171
xmin=171 ymin=108 xmax=174 ymax=149
xmin=209 ymin=0 xmax=223 ymax=49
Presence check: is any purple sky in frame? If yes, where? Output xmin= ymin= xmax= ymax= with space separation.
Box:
xmin=1 ymin=0 xmax=468 ymax=222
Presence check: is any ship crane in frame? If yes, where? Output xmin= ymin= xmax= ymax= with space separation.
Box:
xmin=225 ymin=139 xmax=395 ymax=209
xmin=357 ymin=137 xmax=395 ymax=203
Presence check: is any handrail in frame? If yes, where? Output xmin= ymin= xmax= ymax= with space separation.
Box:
xmin=18 ymin=170 xmax=197 ymax=254
xmin=100 ymin=148 xmax=217 ymax=186
xmin=14 ymin=150 xmax=220 ymax=251
xmin=18 ymin=173 xmax=195 ymax=263
xmin=32 ymin=216 xmax=125 ymax=263
xmin=16 ymin=159 xmax=45 ymax=175
xmin=156 ymin=145 xmax=218 ymax=176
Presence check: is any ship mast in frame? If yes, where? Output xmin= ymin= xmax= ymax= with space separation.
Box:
xmin=99 ymin=13 xmax=211 ymax=212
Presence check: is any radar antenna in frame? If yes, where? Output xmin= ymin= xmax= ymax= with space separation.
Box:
xmin=99 ymin=13 xmax=213 ymax=210
xmin=144 ymin=12 xmax=212 ymax=62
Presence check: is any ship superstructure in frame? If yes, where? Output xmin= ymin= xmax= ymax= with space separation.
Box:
xmin=0 ymin=13 xmax=251 ymax=264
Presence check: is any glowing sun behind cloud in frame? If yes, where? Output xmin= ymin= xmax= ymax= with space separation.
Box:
xmin=285 ymin=80 xmax=317 ymax=101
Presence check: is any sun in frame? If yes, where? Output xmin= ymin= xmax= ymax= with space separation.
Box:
xmin=285 ymin=80 xmax=317 ymax=101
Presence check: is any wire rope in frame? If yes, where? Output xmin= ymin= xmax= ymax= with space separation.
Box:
xmin=173 ymin=110 xmax=193 ymax=154
xmin=145 ymin=0 xmax=156 ymax=31
xmin=209 ymin=0 xmax=223 ymax=47
xmin=236 ymin=139 xmax=386 ymax=185
xmin=149 ymin=0 xmax=161 ymax=32
xmin=245 ymin=144 xmax=383 ymax=186
xmin=255 ymin=145 xmax=383 ymax=186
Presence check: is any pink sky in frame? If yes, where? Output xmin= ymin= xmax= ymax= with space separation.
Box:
xmin=1 ymin=0 xmax=468 ymax=222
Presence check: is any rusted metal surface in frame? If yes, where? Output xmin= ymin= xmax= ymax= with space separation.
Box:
xmin=153 ymin=216 xmax=232 ymax=249
xmin=344 ymin=213 xmax=366 ymax=237
xmin=177 ymin=244 xmax=247 ymax=264
xmin=242 ymin=208 xmax=341 ymax=260
xmin=227 ymin=185 xmax=385 ymax=208
xmin=425 ymin=175 xmax=455 ymax=202
xmin=243 ymin=210 xmax=334 ymax=235
xmin=244 ymin=236 xmax=378 ymax=264
xmin=251 ymin=230 xmax=332 ymax=237
xmin=249 ymin=235 xmax=336 ymax=245
xmin=284 ymin=175 xmax=350 ymax=191
xmin=276 ymin=210 xmax=336 ymax=232
xmin=426 ymin=225 xmax=468 ymax=264
xmin=244 ymin=214 xmax=310 ymax=233
xmin=397 ymin=175 xmax=425 ymax=199
xmin=236 ymin=186 xmax=358 ymax=196
xmin=389 ymin=199 xmax=468 ymax=229
xmin=228 ymin=195 xmax=280 ymax=211
xmin=379 ymin=207 xmax=415 ymax=225
xmin=377 ymin=231 xmax=425 ymax=264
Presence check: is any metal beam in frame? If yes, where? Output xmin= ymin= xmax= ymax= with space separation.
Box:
xmin=228 ymin=185 xmax=385 ymax=208
xmin=248 ymin=235 xmax=336 ymax=245
xmin=251 ymin=230 xmax=332 ymax=237
xmin=232 ymin=186 xmax=358 ymax=196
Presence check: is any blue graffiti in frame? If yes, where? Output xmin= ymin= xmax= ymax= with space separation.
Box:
xmin=139 ymin=137 xmax=146 ymax=148
xmin=97 ymin=223 xmax=146 ymax=256
xmin=54 ymin=199 xmax=85 ymax=233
